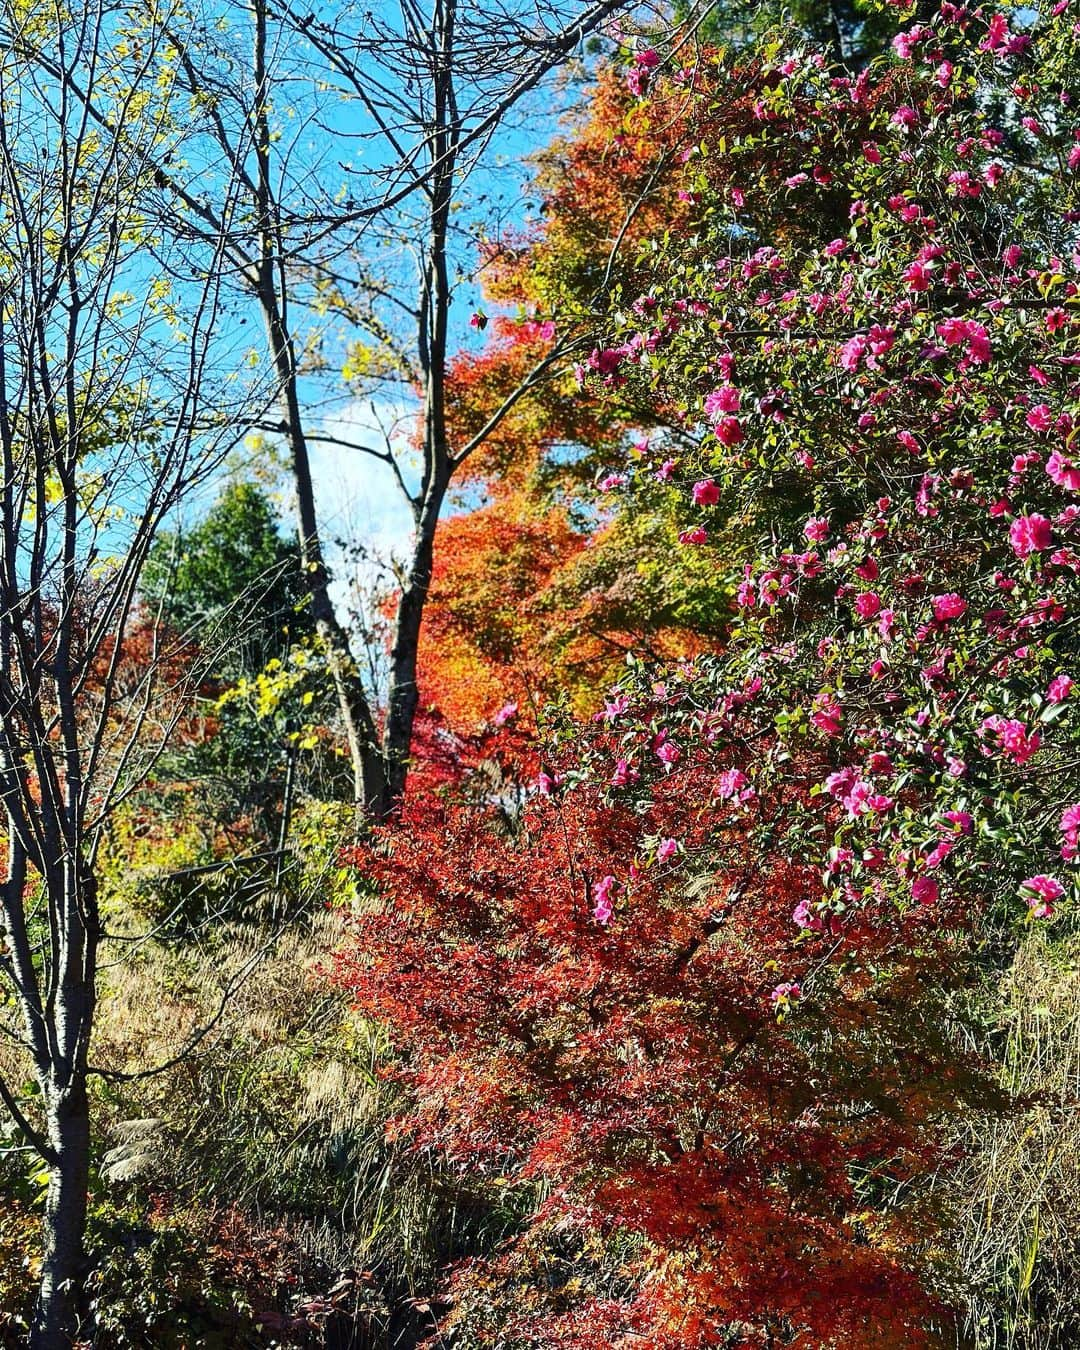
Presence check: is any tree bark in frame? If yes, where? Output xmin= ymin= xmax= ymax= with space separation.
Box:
xmin=380 ymin=462 xmax=450 ymax=809
xmin=30 ymin=1084 xmax=91 ymax=1350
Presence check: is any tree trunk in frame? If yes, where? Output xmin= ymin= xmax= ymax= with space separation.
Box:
xmin=31 ymin=1084 xmax=91 ymax=1350
xmin=380 ymin=466 xmax=449 ymax=811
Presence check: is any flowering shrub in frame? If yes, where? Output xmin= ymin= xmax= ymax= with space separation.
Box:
xmin=588 ymin=1 xmax=1080 ymax=949
xmin=337 ymin=3 xmax=1080 ymax=1343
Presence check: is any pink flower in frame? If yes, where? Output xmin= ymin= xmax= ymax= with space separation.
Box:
xmin=657 ymin=837 xmax=678 ymax=862
xmin=770 ymin=981 xmax=802 ymax=1004
xmin=804 ymin=516 xmax=830 ymax=542
xmin=593 ymin=874 xmax=617 ymax=926
xmin=537 ymin=770 xmax=555 ymax=796
xmin=1047 ymin=452 xmax=1080 ymax=493
xmin=925 ymin=841 xmax=954 ymax=869
xmin=611 ymin=758 xmax=639 ymax=787
xmin=854 ymin=591 xmax=882 ymax=619
xmin=1047 ymin=675 xmax=1074 ymax=703
xmin=717 ymin=767 xmax=753 ymax=801
xmin=981 ymin=715 xmax=1041 ymax=764
xmin=469 ymin=311 xmax=488 ymax=331
xmin=589 ymin=347 xmax=624 ymax=376
xmin=811 ymin=693 xmax=842 ymax=738
xmin=932 ymin=593 xmax=967 ymax=622
xmin=1019 ymin=874 xmax=1063 ymax=920
xmin=653 ymin=730 xmax=681 ymax=767
xmin=692 ymin=479 xmax=720 ymax=506
xmin=980 ymin=13 xmax=1010 ymax=51
xmin=493 ymin=701 xmax=518 ymax=726
xmin=635 ymin=47 xmax=661 ymax=69
xmin=679 ymin=526 xmax=708 ymax=545
xmin=713 ymin=416 xmax=744 ymax=446
xmin=599 ymin=694 xmax=631 ymax=724
xmin=912 ymin=876 xmax=939 ymax=906
xmin=892 ymin=26 xmax=926 ymax=58
xmin=793 ymin=899 xmax=824 ymax=932
xmin=626 ymin=66 xmax=648 ymax=96
xmin=704 ymin=385 xmax=741 ymax=418
xmin=1026 ymin=403 xmax=1053 ymax=433
xmin=824 ymin=768 xmax=856 ymax=800
xmin=839 ymin=334 xmax=868 ymax=372
xmin=1009 ymin=513 xmax=1053 ymax=558
xmin=943 ymin=810 xmax=974 ymax=835
xmin=936 ymin=318 xmax=992 ymax=364
xmin=1061 ymin=803 xmax=1080 ymax=859
xmin=904 ymin=260 xmax=933 ymax=291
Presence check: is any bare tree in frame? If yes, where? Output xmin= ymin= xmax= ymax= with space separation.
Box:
xmin=0 ymin=1 xmax=241 ymax=1342
xmin=153 ymin=0 xmax=633 ymax=816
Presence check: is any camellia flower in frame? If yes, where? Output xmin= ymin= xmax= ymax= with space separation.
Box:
xmin=911 ymin=875 xmax=939 ymax=906
xmin=592 ymin=874 xmax=617 ymax=925
xmin=932 ymin=593 xmax=967 ymax=622
xmin=1061 ymin=803 xmax=1080 ymax=860
xmin=980 ymin=12 xmax=1010 ymax=51
xmin=770 ymin=981 xmax=802 ymax=1004
xmin=981 ymin=715 xmax=1041 ymax=764
xmin=811 ymin=692 xmax=842 ymax=738
xmin=692 ymin=479 xmax=720 ymax=506
xmin=653 ymin=730 xmax=681 ymax=766
xmin=1019 ymin=874 xmax=1063 ymax=919
xmin=1047 ymin=675 xmax=1074 ymax=704
xmin=854 ymin=591 xmax=882 ymax=619
xmin=493 ymin=701 xmax=518 ymax=726
xmin=704 ymin=385 xmax=740 ymax=418
xmin=792 ymin=898 xmax=825 ymax=932
xmin=936 ymin=317 xmax=991 ymax=364
xmin=1009 ymin=513 xmax=1053 ymax=558
xmin=1047 ymin=452 xmax=1080 ymax=493
xmin=611 ymin=758 xmax=639 ymax=787
xmin=804 ymin=516 xmax=830 ymax=542
xmin=713 ymin=415 xmax=744 ymax=446
xmin=657 ymin=837 xmax=678 ymax=862
xmin=1026 ymin=404 xmax=1053 ymax=433
xmin=716 ymin=767 xmax=754 ymax=801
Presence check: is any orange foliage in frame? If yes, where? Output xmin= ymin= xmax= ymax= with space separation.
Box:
xmin=420 ymin=497 xmax=585 ymax=729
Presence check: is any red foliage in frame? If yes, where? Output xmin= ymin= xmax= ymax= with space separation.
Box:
xmin=337 ymin=731 xmax=980 ymax=1347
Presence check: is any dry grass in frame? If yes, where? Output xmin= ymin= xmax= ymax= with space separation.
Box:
xmin=944 ymin=933 xmax=1080 ymax=1349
